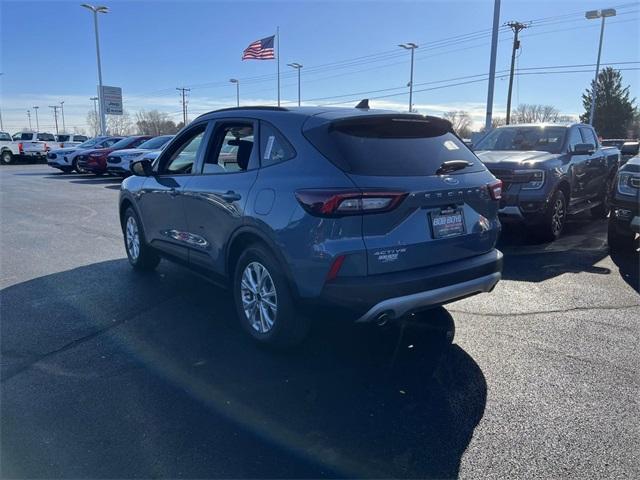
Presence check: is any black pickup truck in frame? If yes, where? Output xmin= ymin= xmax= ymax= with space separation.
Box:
xmin=474 ymin=123 xmax=620 ymax=241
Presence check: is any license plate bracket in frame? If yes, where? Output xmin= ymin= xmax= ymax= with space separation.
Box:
xmin=430 ymin=207 xmax=465 ymax=239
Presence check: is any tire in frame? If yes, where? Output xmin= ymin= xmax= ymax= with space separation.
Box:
xmin=123 ymin=207 xmax=160 ymax=271
xmin=537 ymin=189 xmax=567 ymax=242
xmin=72 ymin=158 xmax=81 ymax=173
xmin=608 ymin=218 xmax=636 ymax=254
xmin=233 ymin=243 xmax=309 ymax=347
xmin=591 ymin=175 xmax=614 ymax=219
xmin=1 ymin=150 xmax=13 ymax=165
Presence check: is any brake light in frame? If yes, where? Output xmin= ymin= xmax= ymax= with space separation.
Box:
xmin=488 ymin=180 xmax=502 ymax=200
xmin=18 ymin=143 xmax=23 ymax=154
xmin=295 ymin=189 xmax=407 ymax=217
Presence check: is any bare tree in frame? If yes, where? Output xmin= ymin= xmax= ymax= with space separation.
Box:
xmin=443 ymin=110 xmax=473 ymax=138
xmin=107 ymin=111 xmax=134 ymax=136
xmin=135 ymin=110 xmax=180 ymax=135
xmin=86 ymin=110 xmax=100 ymax=137
xmin=511 ymin=104 xmax=560 ymax=124
xmin=491 ymin=116 xmax=506 ymax=128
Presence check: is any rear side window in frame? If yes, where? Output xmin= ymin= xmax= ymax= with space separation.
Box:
xmin=260 ymin=122 xmax=295 ymax=167
xmin=303 ymin=115 xmax=483 ymax=176
xmin=74 ymin=135 xmax=88 ymax=142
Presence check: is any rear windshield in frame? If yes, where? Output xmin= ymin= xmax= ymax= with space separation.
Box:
xmin=18 ymin=133 xmax=35 ymax=141
xmin=303 ymin=116 xmax=484 ymax=176
xmin=74 ymin=135 xmax=88 ymax=142
xmin=475 ymin=126 xmax=567 ymax=153
xmin=37 ymin=133 xmax=56 ymax=141
xmin=57 ymin=135 xmax=71 ymax=142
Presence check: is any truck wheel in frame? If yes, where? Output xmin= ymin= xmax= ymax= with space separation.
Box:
xmin=608 ymin=218 xmax=636 ymax=254
xmin=537 ymin=190 xmax=567 ymax=242
xmin=233 ymin=243 xmax=309 ymax=348
xmin=123 ymin=208 xmax=160 ymax=271
xmin=591 ymin=176 xmax=614 ymax=218
xmin=1 ymin=151 xmax=13 ymax=165
xmin=72 ymin=159 xmax=82 ymax=173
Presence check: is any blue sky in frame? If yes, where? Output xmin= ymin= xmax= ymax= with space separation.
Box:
xmin=1 ymin=0 xmax=638 ymax=133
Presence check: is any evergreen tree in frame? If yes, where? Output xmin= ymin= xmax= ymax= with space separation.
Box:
xmin=580 ymin=67 xmax=636 ymax=138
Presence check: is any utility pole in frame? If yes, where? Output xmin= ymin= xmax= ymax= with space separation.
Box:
xmin=89 ymin=97 xmax=99 ymax=136
xmin=49 ymin=105 xmax=60 ymax=135
xmin=585 ymin=8 xmax=616 ymax=125
xmin=505 ymin=21 xmax=529 ymax=125
xmin=60 ymin=101 xmax=66 ymax=132
xmin=229 ymin=79 xmax=240 ymax=107
xmin=33 ymin=106 xmax=40 ymax=131
xmin=27 ymin=110 xmax=32 ymax=130
xmin=176 ymin=87 xmax=190 ymax=125
xmin=287 ymin=63 xmax=303 ymax=106
xmin=484 ymin=0 xmax=501 ymax=131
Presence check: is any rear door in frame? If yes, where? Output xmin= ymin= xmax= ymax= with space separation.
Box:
xmin=580 ymin=126 xmax=606 ymax=198
xmin=304 ymin=115 xmax=499 ymax=275
xmin=182 ymin=118 xmax=259 ymax=274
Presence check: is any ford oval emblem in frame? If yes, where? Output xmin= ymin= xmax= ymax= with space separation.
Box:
xmin=443 ymin=177 xmax=459 ymax=185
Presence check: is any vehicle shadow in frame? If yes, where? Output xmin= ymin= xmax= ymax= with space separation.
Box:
xmin=498 ymin=215 xmax=611 ymax=282
xmin=609 ymin=250 xmax=640 ymax=293
xmin=1 ymin=259 xmax=486 ymax=478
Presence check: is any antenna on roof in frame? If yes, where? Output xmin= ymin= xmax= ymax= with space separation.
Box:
xmin=355 ymin=99 xmax=369 ymax=110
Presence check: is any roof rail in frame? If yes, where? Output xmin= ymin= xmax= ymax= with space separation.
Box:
xmin=211 ymin=106 xmax=289 ymax=114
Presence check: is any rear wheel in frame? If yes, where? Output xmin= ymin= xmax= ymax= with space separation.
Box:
xmin=537 ymin=189 xmax=567 ymax=242
xmin=233 ymin=243 xmax=309 ymax=347
xmin=591 ymin=175 xmax=614 ymax=218
xmin=72 ymin=158 xmax=81 ymax=173
xmin=123 ymin=207 xmax=160 ymax=271
xmin=1 ymin=151 xmax=13 ymax=165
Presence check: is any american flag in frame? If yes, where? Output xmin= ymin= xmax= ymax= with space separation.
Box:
xmin=242 ymin=35 xmax=276 ymax=60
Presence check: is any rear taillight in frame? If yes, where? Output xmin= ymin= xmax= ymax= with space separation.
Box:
xmin=326 ymin=255 xmax=346 ymax=282
xmin=488 ymin=180 xmax=502 ymax=200
xmin=18 ymin=143 xmax=23 ymax=154
xmin=44 ymin=143 xmax=49 ymax=151
xmin=295 ymin=189 xmax=407 ymax=217
xmin=60 ymin=143 xmax=64 ymax=148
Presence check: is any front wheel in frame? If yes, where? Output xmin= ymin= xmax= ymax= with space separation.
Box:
xmin=233 ymin=244 xmax=309 ymax=347
xmin=537 ymin=189 xmax=567 ymax=242
xmin=123 ymin=208 xmax=160 ymax=271
xmin=1 ymin=151 xmax=13 ymax=165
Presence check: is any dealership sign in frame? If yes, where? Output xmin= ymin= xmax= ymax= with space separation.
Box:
xmin=100 ymin=85 xmax=123 ymax=115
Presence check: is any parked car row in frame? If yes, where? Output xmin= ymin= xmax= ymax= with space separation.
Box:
xmin=0 ymin=131 xmax=90 ymax=164
xmin=46 ymin=134 xmax=174 ymax=174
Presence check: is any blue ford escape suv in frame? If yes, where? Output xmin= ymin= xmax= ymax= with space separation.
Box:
xmin=119 ymin=105 xmax=503 ymax=346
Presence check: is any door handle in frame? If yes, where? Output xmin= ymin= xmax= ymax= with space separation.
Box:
xmin=219 ymin=191 xmax=241 ymax=203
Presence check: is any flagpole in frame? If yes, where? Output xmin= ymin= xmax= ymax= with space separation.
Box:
xmin=276 ymin=26 xmax=280 ymax=106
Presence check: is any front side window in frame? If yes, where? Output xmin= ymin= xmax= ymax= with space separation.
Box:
xmin=260 ymin=122 xmax=295 ymax=167
xmin=567 ymin=128 xmax=583 ymax=150
xmin=202 ymin=123 xmax=254 ymax=174
xmin=579 ymin=127 xmax=597 ymax=147
xmin=163 ymin=126 xmax=206 ymax=174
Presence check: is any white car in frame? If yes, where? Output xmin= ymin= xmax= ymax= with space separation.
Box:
xmin=55 ymin=133 xmax=89 ymax=149
xmin=0 ymin=131 xmax=21 ymax=164
xmin=106 ymin=135 xmax=174 ymax=176
xmin=12 ymin=131 xmax=57 ymax=161
xmin=47 ymin=136 xmax=122 ymax=173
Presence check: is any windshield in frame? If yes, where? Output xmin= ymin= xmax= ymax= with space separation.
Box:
xmin=110 ymin=137 xmax=148 ymax=150
xmin=475 ymin=126 xmax=567 ymax=153
xmin=137 ymin=136 xmax=173 ymax=150
xmin=0 ymin=132 xmax=11 ymax=141
xmin=77 ymin=138 xmax=100 ymax=148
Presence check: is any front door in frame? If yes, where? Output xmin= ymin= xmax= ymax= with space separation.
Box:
xmin=182 ymin=119 xmax=259 ymax=274
xmin=566 ymin=126 xmax=589 ymax=204
xmin=137 ymin=122 xmax=210 ymax=261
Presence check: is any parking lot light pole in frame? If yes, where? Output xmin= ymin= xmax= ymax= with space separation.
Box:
xmin=287 ymin=63 xmax=303 ymax=107
xmin=89 ymin=96 xmax=98 ymax=134
xmin=81 ymin=4 xmax=109 ymax=136
xmin=33 ymin=106 xmax=39 ymax=131
xmin=585 ymin=8 xmax=616 ymax=125
xmin=229 ymin=79 xmax=239 ymax=107
xmin=398 ymin=43 xmax=418 ymax=113
xmin=60 ymin=101 xmax=66 ymax=132
xmin=27 ymin=110 xmax=32 ymax=130
xmin=0 ymin=73 xmax=4 ymax=131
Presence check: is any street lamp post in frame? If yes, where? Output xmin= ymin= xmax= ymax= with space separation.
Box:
xmin=585 ymin=8 xmax=616 ymax=125
xmin=0 ymin=73 xmax=4 ymax=131
xmin=60 ymin=101 xmax=66 ymax=132
xmin=229 ymin=79 xmax=240 ymax=107
xmin=398 ymin=43 xmax=418 ymax=113
xmin=33 ymin=106 xmax=40 ymax=131
xmin=287 ymin=63 xmax=303 ymax=107
xmin=27 ymin=110 xmax=32 ymax=130
xmin=81 ymin=4 xmax=109 ymax=136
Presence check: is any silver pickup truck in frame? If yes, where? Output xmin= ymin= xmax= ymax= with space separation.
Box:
xmin=11 ymin=131 xmax=57 ymax=162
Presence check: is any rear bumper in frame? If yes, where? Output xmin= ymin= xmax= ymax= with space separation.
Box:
xmin=318 ymin=249 xmax=503 ymax=321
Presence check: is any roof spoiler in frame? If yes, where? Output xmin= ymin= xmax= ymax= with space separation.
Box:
xmin=355 ymin=99 xmax=369 ymax=110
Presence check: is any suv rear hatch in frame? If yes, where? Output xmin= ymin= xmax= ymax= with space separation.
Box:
xmin=303 ymin=114 xmax=501 ymax=275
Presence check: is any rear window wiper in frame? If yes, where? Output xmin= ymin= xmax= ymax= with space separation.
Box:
xmin=436 ymin=160 xmax=474 ymax=175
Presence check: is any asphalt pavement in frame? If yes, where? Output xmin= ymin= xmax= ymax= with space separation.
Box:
xmin=1 ymin=164 xmax=639 ymax=479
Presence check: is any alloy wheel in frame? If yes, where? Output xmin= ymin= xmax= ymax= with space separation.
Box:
xmin=2 ymin=152 xmax=12 ymax=164
xmin=240 ymin=261 xmax=278 ymax=334
xmin=551 ymin=197 xmax=565 ymax=236
xmin=126 ymin=216 xmax=140 ymax=260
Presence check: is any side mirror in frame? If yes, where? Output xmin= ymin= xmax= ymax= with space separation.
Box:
xmin=572 ymin=143 xmax=595 ymax=155
xmin=130 ymin=159 xmax=154 ymax=176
